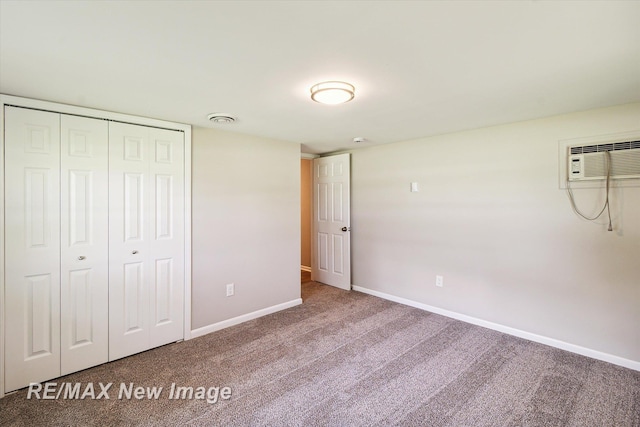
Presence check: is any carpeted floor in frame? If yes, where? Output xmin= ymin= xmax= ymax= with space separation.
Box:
xmin=1 ymin=281 xmax=639 ymax=426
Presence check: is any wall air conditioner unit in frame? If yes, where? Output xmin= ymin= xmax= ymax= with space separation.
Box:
xmin=567 ymin=140 xmax=640 ymax=181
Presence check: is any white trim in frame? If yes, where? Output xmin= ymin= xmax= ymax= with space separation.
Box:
xmin=190 ymin=298 xmax=303 ymax=339
xmin=0 ymin=94 xmax=190 ymax=132
xmin=353 ymin=286 xmax=640 ymax=371
xmin=183 ymin=126 xmax=193 ymax=340
xmin=300 ymin=265 xmax=312 ymax=272
xmin=0 ymin=99 xmax=6 ymax=399
xmin=0 ymin=94 xmax=194 ymax=396
xmin=301 ymin=153 xmax=319 ymax=159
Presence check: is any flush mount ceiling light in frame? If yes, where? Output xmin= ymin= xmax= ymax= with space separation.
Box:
xmin=207 ymin=113 xmax=236 ymax=124
xmin=310 ymin=81 xmax=355 ymax=105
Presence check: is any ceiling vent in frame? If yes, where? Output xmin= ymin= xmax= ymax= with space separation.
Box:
xmin=207 ymin=113 xmax=236 ymax=124
xmin=568 ymin=140 xmax=640 ymax=181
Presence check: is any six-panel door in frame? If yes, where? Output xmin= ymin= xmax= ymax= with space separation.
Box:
xmin=313 ymin=153 xmax=351 ymax=290
xmin=4 ymin=106 xmax=186 ymax=391
xmin=4 ymin=107 xmax=62 ymax=392
xmin=60 ymin=115 xmax=109 ymax=376
xmin=108 ymin=122 xmax=184 ymax=361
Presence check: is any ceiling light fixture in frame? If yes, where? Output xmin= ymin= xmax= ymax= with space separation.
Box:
xmin=310 ymin=81 xmax=355 ymax=105
xmin=207 ymin=113 xmax=236 ymax=124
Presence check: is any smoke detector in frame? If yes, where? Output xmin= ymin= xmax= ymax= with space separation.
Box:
xmin=353 ymin=137 xmax=366 ymax=143
xmin=207 ymin=113 xmax=236 ymax=124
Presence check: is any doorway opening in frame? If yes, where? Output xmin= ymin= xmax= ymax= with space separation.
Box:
xmin=301 ymin=158 xmax=313 ymax=285
xmin=300 ymin=153 xmax=351 ymax=290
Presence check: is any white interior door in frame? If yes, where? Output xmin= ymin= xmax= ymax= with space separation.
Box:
xmin=108 ymin=122 xmax=184 ymax=361
xmin=148 ymin=127 xmax=184 ymax=348
xmin=109 ymin=122 xmax=151 ymax=360
xmin=60 ymin=115 xmax=109 ymax=375
xmin=2 ymin=98 xmax=190 ymax=395
xmin=4 ymin=107 xmax=61 ymax=392
xmin=313 ymin=153 xmax=351 ymax=290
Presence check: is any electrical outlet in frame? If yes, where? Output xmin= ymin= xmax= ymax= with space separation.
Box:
xmin=435 ymin=275 xmax=444 ymax=287
xmin=226 ymin=283 xmax=234 ymax=297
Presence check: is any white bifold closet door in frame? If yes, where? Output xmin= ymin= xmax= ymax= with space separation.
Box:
xmin=108 ymin=122 xmax=185 ymax=361
xmin=60 ymin=115 xmax=109 ymax=375
xmin=4 ymin=107 xmax=109 ymax=391
xmin=4 ymin=108 xmax=61 ymax=392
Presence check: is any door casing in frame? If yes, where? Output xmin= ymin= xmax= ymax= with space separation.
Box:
xmin=0 ymin=94 xmax=193 ymax=398
xmin=312 ymin=153 xmax=351 ymax=290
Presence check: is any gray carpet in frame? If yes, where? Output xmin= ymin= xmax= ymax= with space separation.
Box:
xmin=1 ymin=281 xmax=639 ymax=426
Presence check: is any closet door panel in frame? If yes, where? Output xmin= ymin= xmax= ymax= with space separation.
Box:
xmin=4 ymin=107 xmax=61 ymax=392
xmin=109 ymin=122 xmax=151 ymax=361
xmin=149 ymin=128 xmax=184 ymax=347
xmin=60 ymin=115 xmax=109 ymax=375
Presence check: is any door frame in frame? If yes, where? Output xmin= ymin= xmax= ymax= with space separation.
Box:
xmin=311 ymin=153 xmax=352 ymax=290
xmin=0 ymin=94 xmax=193 ymax=398
xmin=301 ymin=153 xmax=318 ymax=278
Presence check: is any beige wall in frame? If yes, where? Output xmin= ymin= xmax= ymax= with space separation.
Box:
xmin=301 ymin=159 xmax=312 ymax=268
xmin=191 ymin=127 xmax=300 ymax=329
xmin=350 ymin=103 xmax=640 ymax=363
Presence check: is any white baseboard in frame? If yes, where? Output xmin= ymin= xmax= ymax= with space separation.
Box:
xmin=353 ymin=286 xmax=639 ymax=372
xmin=300 ymin=265 xmax=312 ymax=272
xmin=190 ymin=298 xmax=303 ymax=339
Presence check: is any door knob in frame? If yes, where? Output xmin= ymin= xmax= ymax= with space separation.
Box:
xmin=78 ymin=256 xmax=86 ymax=260
xmin=341 ymin=227 xmax=348 ymax=232
xmin=132 ymin=250 xmax=138 ymax=254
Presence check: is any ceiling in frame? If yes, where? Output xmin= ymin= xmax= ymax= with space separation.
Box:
xmin=1 ymin=1 xmax=639 ymax=154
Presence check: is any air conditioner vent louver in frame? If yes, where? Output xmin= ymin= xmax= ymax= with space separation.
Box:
xmin=570 ymin=140 xmax=640 ymax=155
xmin=568 ymin=139 xmax=640 ymax=181
xmin=614 ymin=141 xmax=631 ymax=150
